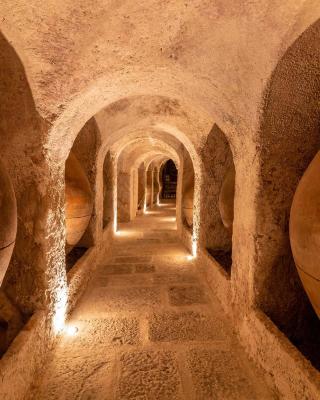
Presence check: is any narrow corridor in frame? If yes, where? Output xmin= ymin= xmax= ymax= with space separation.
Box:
xmin=29 ymin=202 xmax=278 ymax=400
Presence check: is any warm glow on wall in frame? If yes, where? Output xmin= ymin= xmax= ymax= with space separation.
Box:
xmin=143 ymin=193 xmax=147 ymax=213
xmin=192 ymin=238 xmax=197 ymax=258
xmin=64 ymin=324 xmax=78 ymax=336
xmin=186 ymin=240 xmax=197 ymax=261
xmin=113 ymin=210 xmax=118 ymax=234
xmin=53 ymin=283 xmax=68 ymax=334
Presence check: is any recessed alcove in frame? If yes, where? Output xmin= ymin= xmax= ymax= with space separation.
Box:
xmin=201 ymin=124 xmax=235 ymax=275
xmin=255 ymin=19 xmax=320 ymax=372
xmin=65 ymin=118 xmax=98 ymax=271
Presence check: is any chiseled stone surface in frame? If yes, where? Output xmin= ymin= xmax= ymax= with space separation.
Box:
xmin=110 ymin=256 xmax=153 ymax=264
xmin=149 ymin=310 xmax=226 ymax=342
xmin=168 ymin=285 xmax=208 ymax=306
xmin=187 ymin=348 xmax=277 ymax=400
xmin=117 ymin=350 xmax=182 ymax=400
xmin=98 ymin=264 xmax=133 ymax=274
xmin=57 ymin=317 xmax=140 ymax=351
xmin=153 ymin=271 xmax=199 ymax=285
xmin=135 ymin=263 xmax=155 ymax=273
xmin=28 ymin=204 xmax=278 ymax=400
xmin=35 ymin=352 xmax=113 ymax=400
xmin=75 ymin=285 xmax=162 ymax=314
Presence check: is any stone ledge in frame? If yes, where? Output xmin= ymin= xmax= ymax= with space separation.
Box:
xmin=67 ymin=222 xmax=114 ymax=315
xmin=197 ymin=246 xmax=231 ymax=316
xmin=0 ymin=310 xmax=50 ymax=400
xmin=240 ymin=308 xmax=320 ymax=400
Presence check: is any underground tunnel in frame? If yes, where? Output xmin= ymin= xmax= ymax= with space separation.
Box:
xmin=0 ymin=3 xmax=320 ymax=400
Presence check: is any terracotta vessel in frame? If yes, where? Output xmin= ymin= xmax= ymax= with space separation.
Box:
xmin=65 ymin=152 xmax=93 ymax=253
xmin=0 ymin=159 xmax=17 ymax=286
xmin=219 ymin=166 xmax=235 ymax=232
xmin=290 ymin=151 xmax=320 ymax=317
xmin=0 ymin=289 xmax=23 ymax=356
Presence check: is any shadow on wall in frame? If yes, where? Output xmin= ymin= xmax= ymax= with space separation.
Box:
xmin=201 ymin=124 xmax=235 ymax=275
xmin=65 ymin=118 xmax=99 ymax=272
xmin=0 ymin=32 xmax=48 ymax=356
xmin=256 ymin=18 xmax=320 ymax=370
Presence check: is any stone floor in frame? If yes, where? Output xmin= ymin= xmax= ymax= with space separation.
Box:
xmin=28 ymin=202 xmax=279 ymax=400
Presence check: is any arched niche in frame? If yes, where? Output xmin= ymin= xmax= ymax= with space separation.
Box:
xmin=103 ymin=150 xmax=114 ymax=228
xmin=181 ymin=148 xmax=195 ymax=230
xmin=200 ymin=124 xmax=235 ymax=275
xmin=256 ymin=19 xmax=320 ymax=370
xmin=0 ymin=32 xmax=46 ymax=355
xmin=65 ymin=118 xmax=99 ymax=271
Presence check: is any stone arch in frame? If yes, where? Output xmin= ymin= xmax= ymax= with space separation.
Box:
xmin=115 ymin=136 xmax=180 ymax=222
xmin=45 ymin=79 xmax=218 ymax=163
xmin=93 ymin=97 xmax=202 ymax=217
